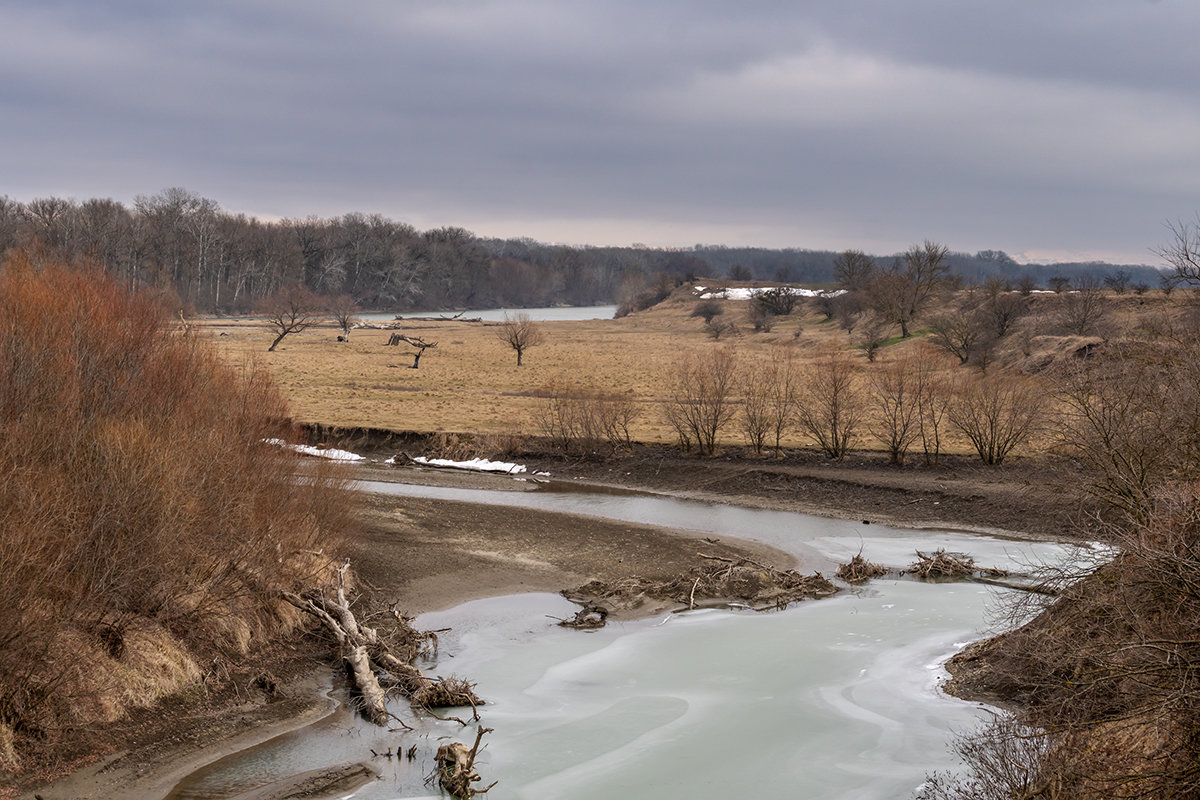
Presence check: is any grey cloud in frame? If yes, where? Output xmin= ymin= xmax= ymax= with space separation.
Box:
xmin=1 ymin=0 xmax=1197 ymax=262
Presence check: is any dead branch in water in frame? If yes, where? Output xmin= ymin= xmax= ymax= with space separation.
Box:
xmin=836 ymin=551 xmax=888 ymax=583
xmin=561 ymin=553 xmax=838 ymax=625
xmin=906 ymin=549 xmax=1009 ymax=579
xmin=434 ymin=725 xmax=498 ymax=798
xmin=282 ymin=560 xmax=482 ymax=724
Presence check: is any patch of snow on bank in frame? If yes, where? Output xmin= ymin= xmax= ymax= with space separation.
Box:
xmin=262 ymin=438 xmax=366 ymax=462
xmin=693 ymin=285 xmax=843 ymax=300
xmin=413 ymin=456 xmax=527 ymax=474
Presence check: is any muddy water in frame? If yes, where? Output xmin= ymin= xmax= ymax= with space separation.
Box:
xmin=168 ymin=482 xmax=1077 ymax=799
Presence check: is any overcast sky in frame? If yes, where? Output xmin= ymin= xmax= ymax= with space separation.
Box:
xmin=3 ymin=1 xmax=1198 ymax=264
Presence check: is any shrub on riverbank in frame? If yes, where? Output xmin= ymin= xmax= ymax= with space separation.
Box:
xmin=0 ymin=255 xmax=355 ymax=777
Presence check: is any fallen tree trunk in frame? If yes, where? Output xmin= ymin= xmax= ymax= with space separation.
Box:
xmin=282 ymin=560 xmax=482 ymax=724
xmin=346 ymin=645 xmax=388 ymax=726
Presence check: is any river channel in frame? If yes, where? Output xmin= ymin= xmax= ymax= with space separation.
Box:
xmin=168 ymin=479 xmax=1081 ymax=800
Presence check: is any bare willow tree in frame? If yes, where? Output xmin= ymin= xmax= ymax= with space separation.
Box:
xmin=495 ymin=312 xmax=544 ymax=366
xmin=663 ymin=347 xmax=738 ymax=455
xmin=258 ymin=283 xmax=323 ymax=351
xmin=948 ymin=372 xmax=1043 ymax=465
xmin=795 ymin=348 xmax=864 ymax=460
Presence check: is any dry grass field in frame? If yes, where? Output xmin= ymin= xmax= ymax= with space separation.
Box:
xmin=201 ymin=284 xmax=1191 ymax=458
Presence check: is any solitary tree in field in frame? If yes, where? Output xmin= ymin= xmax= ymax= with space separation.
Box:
xmin=258 ymin=284 xmax=322 ymax=351
xmin=328 ymin=294 xmax=360 ymax=340
xmin=496 ymin=312 xmax=544 ymax=366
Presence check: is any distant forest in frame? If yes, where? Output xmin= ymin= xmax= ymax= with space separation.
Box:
xmin=0 ymin=188 xmax=1165 ymax=313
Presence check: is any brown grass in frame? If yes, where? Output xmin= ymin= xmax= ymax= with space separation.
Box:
xmin=203 ymin=287 xmax=1196 ymax=462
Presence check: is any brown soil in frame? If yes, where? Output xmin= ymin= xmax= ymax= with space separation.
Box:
xmin=514 ymin=445 xmax=1093 ymax=540
xmin=22 ymin=448 xmax=1076 ymax=799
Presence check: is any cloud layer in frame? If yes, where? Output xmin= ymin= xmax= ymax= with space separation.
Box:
xmin=2 ymin=0 xmax=1197 ymax=262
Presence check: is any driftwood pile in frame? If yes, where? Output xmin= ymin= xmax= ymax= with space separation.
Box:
xmin=835 ymin=552 xmax=888 ymax=583
xmin=906 ymin=549 xmax=1010 ymax=580
xmin=282 ymin=562 xmax=482 ymax=725
xmin=562 ymin=553 xmax=838 ymax=624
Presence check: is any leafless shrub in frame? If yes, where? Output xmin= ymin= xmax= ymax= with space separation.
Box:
xmin=0 ymin=256 xmax=354 ymax=768
xmin=691 ymin=299 xmax=723 ymax=323
xmin=740 ymin=361 xmax=773 ymax=455
xmin=868 ymin=355 xmax=922 ymax=464
xmin=795 ymin=348 xmax=864 ymax=460
xmin=917 ymin=715 xmax=1052 ymax=800
xmin=947 ymin=372 xmax=1043 ymax=465
xmin=857 ymin=313 xmax=892 ymax=362
xmin=1051 ymin=336 xmax=1200 ymax=521
xmin=943 ymin=486 xmax=1200 ymax=798
xmin=754 ymin=287 xmax=799 ymax=316
xmin=704 ymin=317 xmax=738 ymax=340
xmin=746 ymin=301 xmax=775 ymax=332
xmin=1055 ymin=278 xmax=1108 ymax=336
xmin=537 ymin=382 xmax=636 ymax=457
xmin=663 ymin=347 xmax=738 ymax=455
xmin=928 ymin=305 xmax=988 ymax=365
xmin=911 ymin=345 xmax=953 ymax=466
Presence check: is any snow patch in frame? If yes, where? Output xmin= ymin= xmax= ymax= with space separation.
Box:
xmin=263 ymin=438 xmax=366 ymax=462
xmin=413 ymin=456 xmax=527 ymax=474
xmin=693 ymin=285 xmax=843 ymax=300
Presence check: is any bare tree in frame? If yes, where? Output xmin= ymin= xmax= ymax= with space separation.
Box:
xmin=1155 ymin=215 xmax=1200 ymax=286
xmin=386 ymin=332 xmax=437 ymax=368
xmin=537 ymin=382 xmax=636 ymax=456
xmin=869 ymin=356 xmax=922 ymax=464
xmin=1052 ymin=335 xmax=1200 ymax=521
xmin=258 ymin=284 xmax=322 ymax=351
xmin=495 ymin=312 xmax=544 ymax=366
xmin=766 ymin=349 xmax=800 ymax=457
xmin=1056 ymin=277 xmax=1108 ymax=336
xmin=795 ymin=348 xmax=865 ymax=460
xmin=867 ymin=241 xmax=951 ymax=338
xmin=328 ymin=293 xmax=360 ymax=340
xmin=663 ymin=348 xmax=738 ymax=455
xmin=948 ymin=372 xmax=1043 ymax=465
xmin=740 ymin=362 xmax=773 ymax=454
xmin=833 ymin=249 xmax=877 ymax=291
xmin=928 ymin=306 xmax=988 ymax=364
xmin=913 ymin=345 xmax=953 ymax=465
xmin=857 ymin=313 xmax=892 ymax=362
